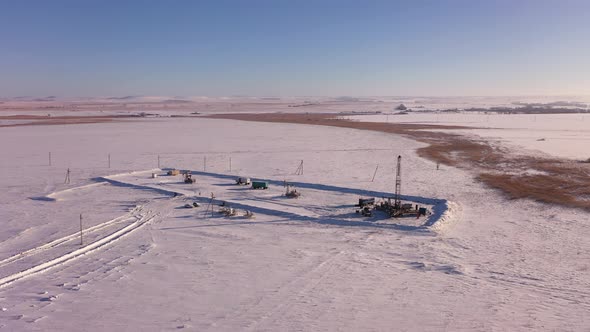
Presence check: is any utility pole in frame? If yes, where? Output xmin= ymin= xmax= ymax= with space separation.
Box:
xmin=371 ymin=165 xmax=379 ymax=182
xmin=204 ymin=156 xmax=207 ymax=172
xmin=157 ymin=155 xmax=161 ymax=168
xmin=79 ymin=213 xmax=83 ymax=245
xmin=108 ymin=153 xmax=111 ymax=168
xmin=48 ymin=152 xmax=52 ymax=166
xmin=64 ymin=168 xmax=71 ymax=184
xmin=204 ymin=192 xmax=215 ymax=219
xmin=229 ymin=157 xmax=232 ymax=172
xmin=295 ymin=160 xmax=304 ymax=175
xmin=394 ymin=155 xmax=402 ymax=209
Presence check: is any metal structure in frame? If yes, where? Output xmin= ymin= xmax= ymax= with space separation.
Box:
xmin=295 ymin=160 xmax=304 ymax=175
xmin=204 ymin=192 xmax=215 ymax=219
xmin=372 ymin=155 xmax=426 ymax=218
xmin=285 ymin=185 xmax=301 ymax=198
xmin=394 ymin=155 xmax=401 ymax=209
xmin=64 ymin=168 xmax=71 ymax=184
xmin=184 ymin=171 xmax=196 ymax=183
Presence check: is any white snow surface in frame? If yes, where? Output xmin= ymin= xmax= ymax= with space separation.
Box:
xmin=349 ymin=112 xmax=590 ymax=160
xmin=0 ymin=116 xmax=589 ymax=331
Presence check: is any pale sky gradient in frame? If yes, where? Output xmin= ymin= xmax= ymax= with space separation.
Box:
xmin=1 ymin=0 xmax=589 ymax=97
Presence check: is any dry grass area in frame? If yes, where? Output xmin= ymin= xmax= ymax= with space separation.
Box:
xmin=477 ymin=172 xmax=590 ymax=209
xmin=208 ymin=113 xmax=590 ymax=211
xmin=0 ymin=115 xmax=136 ymax=127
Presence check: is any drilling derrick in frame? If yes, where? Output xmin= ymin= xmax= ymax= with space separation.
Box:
xmin=394 ymin=155 xmax=402 ymax=209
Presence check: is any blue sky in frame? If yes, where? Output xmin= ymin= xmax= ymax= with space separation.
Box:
xmin=1 ymin=0 xmax=589 ymax=97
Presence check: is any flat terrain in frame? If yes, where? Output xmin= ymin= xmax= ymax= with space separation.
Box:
xmin=209 ymin=113 xmax=590 ymax=211
xmin=348 ymin=112 xmax=590 ymax=160
xmin=0 ymin=108 xmax=589 ymax=331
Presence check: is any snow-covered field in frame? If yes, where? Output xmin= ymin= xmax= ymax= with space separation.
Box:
xmin=0 ymin=116 xmax=589 ymax=331
xmin=349 ymin=112 xmax=590 ymax=160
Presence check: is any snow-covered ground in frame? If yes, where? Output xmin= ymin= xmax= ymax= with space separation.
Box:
xmin=349 ymin=112 xmax=590 ymax=160
xmin=0 ymin=116 xmax=589 ymax=331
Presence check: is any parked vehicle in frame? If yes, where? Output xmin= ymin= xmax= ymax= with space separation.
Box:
xmin=357 ymin=197 xmax=375 ymax=207
xmin=252 ymin=181 xmax=269 ymax=189
xmin=236 ymin=177 xmax=251 ymax=185
xmin=184 ymin=173 xmax=196 ymax=184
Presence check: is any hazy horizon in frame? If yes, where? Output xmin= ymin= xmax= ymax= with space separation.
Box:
xmin=3 ymin=94 xmax=590 ymax=101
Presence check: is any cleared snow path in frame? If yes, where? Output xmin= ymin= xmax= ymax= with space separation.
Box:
xmin=2 ymin=115 xmax=589 ymax=331
xmin=0 ymin=207 xmax=141 ymax=270
xmin=0 ymin=209 xmax=157 ymax=288
xmin=102 ymin=169 xmax=456 ymax=231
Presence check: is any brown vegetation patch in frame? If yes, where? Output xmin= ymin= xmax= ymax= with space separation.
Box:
xmin=0 ymin=115 xmax=137 ymax=128
xmin=208 ymin=113 xmax=470 ymax=132
xmin=207 ymin=112 xmax=590 ymax=211
xmin=478 ymin=172 xmax=590 ymax=209
xmin=417 ymin=139 xmax=499 ymax=168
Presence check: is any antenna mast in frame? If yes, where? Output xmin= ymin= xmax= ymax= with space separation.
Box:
xmin=394 ymin=155 xmax=401 ymax=209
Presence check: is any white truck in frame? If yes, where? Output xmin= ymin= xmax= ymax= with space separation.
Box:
xmin=236 ymin=177 xmax=251 ymax=185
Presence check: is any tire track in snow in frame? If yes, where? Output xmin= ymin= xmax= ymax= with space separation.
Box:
xmin=210 ymin=250 xmax=346 ymax=331
xmin=106 ymin=169 xmax=454 ymax=231
xmin=481 ymin=272 xmax=590 ymax=307
xmin=212 ymin=232 xmax=378 ymax=331
xmin=1 ymin=170 xmax=190 ymax=289
xmin=247 ymin=251 xmax=348 ymax=331
xmin=0 ymin=206 xmax=143 ymax=269
xmin=0 ymin=210 xmax=158 ymax=288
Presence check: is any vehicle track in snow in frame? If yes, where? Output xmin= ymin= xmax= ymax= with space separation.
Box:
xmin=0 ymin=206 xmax=144 ymax=270
xmin=208 ymin=250 xmax=347 ymax=331
xmin=107 ymin=170 xmax=454 ymax=232
xmin=0 ymin=174 xmax=185 ymax=289
xmin=211 ymin=230 xmax=379 ymax=331
xmin=0 ymin=207 xmax=158 ymax=288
